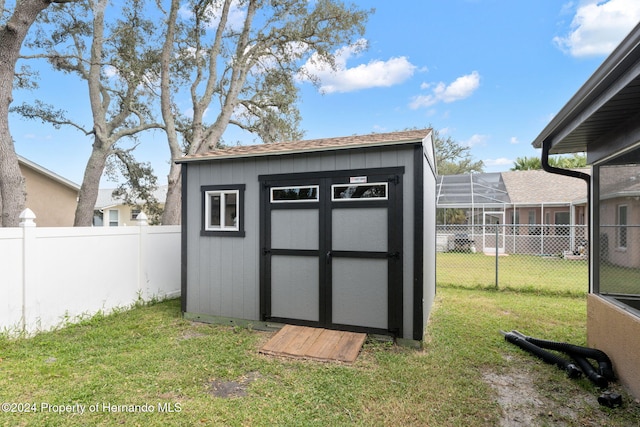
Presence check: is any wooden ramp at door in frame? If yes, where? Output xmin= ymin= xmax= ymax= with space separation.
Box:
xmin=260 ymin=325 xmax=366 ymax=363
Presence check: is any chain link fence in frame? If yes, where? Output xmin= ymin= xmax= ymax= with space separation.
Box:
xmin=436 ymin=224 xmax=589 ymax=294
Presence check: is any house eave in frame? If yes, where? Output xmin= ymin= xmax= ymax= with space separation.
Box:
xmin=531 ymin=22 xmax=640 ymax=155
xmin=18 ymin=155 xmax=81 ymax=192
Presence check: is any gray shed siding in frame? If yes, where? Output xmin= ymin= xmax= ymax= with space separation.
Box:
xmin=183 ymin=142 xmax=432 ymax=341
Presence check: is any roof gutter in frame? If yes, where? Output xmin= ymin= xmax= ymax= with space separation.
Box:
xmin=541 ymin=139 xmax=591 ymax=187
xmin=541 ymin=138 xmax=590 ymax=209
xmin=541 ymin=139 xmax=591 ymax=269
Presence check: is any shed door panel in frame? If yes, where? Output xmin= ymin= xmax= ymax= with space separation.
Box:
xmin=271 ymin=209 xmax=319 ymax=250
xmin=332 ymin=258 xmax=388 ymax=329
xmin=331 ymin=208 xmax=387 ymax=251
xmin=271 ymin=255 xmax=319 ymax=321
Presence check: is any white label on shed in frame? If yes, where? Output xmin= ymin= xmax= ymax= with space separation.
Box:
xmin=350 ymin=176 xmax=367 ymax=183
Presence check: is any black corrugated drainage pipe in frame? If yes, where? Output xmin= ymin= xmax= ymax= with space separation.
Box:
xmin=504 ymin=330 xmax=614 ymax=388
xmin=512 ymin=330 xmax=615 ymax=380
xmin=500 ymin=331 xmax=582 ymax=378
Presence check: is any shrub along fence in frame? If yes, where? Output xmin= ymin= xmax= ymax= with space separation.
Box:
xmin=0 ymin=210 xmax=181 ymax=336
xmin=436 ymin=224 xmax=589 ymax=293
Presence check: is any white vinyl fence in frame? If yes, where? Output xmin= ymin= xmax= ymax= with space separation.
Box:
xmin=0 ymin=210 xmax=181 ymax=336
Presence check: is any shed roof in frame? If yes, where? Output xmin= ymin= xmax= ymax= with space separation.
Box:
xmin=177 ymin=129 xmax=431 ymax=163
xmin=531 ymin=22 xmax=640 ymax=156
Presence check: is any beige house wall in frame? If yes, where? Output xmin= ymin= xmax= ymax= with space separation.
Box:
xmin=99 ymin=205 xmax=145 ymax=227
xmin=20 ymin=164 xmax=78 ymax=227
xmin=587 ymin=294 xmax=640 ymax=398
xmin=599 ymin=198 xmax=640 ymax=268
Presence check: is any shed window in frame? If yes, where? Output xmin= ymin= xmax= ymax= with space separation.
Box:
xmin=201 ymin=185 xmax=245 ymax=237
xmin=332 ymin=183 xmax=387 ymax=201
xmin=271 ymin=185 xmax=319 ymax=202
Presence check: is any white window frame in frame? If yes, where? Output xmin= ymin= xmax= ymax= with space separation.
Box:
xmin=204 ymin=190 xmax=240 ymax=232
xmin=270 ymin=185 xmax=319 ymax=203
xmin=331 ymin=182 xmax=388 ymax=201
xmin=108 ymin=209 xmax=119 ymax=227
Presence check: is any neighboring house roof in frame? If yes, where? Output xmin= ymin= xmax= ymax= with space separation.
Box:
xmin=177 ymin=129 xmax=431 ymax=163
xmin=18 ymin=155 xmax=81 ymax=191
xmin=95 ymin=185 xmax=168 ymax=209
xmin=599 ymin=164 xmax=640 ymax=200
xmin=501 ymin=168 xmax=590 ymax=205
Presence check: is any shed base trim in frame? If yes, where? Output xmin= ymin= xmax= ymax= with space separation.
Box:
xmin=183 ymin=312 xmax=423 ymax=348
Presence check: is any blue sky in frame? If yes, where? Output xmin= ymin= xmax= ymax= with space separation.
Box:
xmin=10 ymin=0 xmax=640 ymax=186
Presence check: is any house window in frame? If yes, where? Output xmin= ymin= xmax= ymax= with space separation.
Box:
xmin=93 ymin=210 xmax=104 ymax=226
xmin=201 ymin=184 xmax=245 ymax=237
xmin=528 ymin=211 xmax=536 ymax=224
xmin=511 ymin=211 xmax=519 ymax=234
xmin=617 ymin=205 xmax=628 ymax=249
xmin=331 ymin=183 xmax=387 ymax=201
xmin=131 ymin=209 xmax=141 ymax=220
xmin=108 ymin=210 xmax=119 ymax=227
xmin=555 ymin=211 xmax=570 ymax=236
xmin=271 ymin=185 xmax=319 ymax=202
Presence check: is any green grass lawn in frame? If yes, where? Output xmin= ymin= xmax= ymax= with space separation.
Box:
xmin=1 ymin=290 xmax=639 ymax=426
xmin=437 ymin=252 xmax=589 ymax=295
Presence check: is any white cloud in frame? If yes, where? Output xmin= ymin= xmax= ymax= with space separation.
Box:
xmin=410 ymin=71 xmax=480 ymax=109
xmin=483 ymin=157 xmax=513 ymax=168
xmin=465 ymin=133 xmax=488 ymax=147
xmin=300 ymin=39 xmax=417 ymax=93
xmin=554 ymin=0 xmax=640 ymax=57
xmin=510 ymin=137 xmax=519 ymax=144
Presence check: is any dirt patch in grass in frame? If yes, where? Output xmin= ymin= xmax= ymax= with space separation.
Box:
xmin=207 ymin=371 xmax=261 ymax=398
xmin=483 ymin=360 xmax=632 ymax=427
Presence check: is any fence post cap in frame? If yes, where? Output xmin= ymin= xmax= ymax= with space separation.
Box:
xmin=136 ymin=211 xmax=148 ymax=225
xmin=19 ymin=208 xmax=36 ymax=227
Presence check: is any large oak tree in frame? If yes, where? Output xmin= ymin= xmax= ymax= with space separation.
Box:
xmin=15 ymin=0 xmax=163 ymax=225
xmin=159 ymin=0 xmax=371 ymax=224
xmin=0 ymin=0 xmax=75 ymax=226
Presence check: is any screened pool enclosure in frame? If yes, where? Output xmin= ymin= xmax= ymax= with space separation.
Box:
xmin=436 ymin=172 xmax=588 ymax=256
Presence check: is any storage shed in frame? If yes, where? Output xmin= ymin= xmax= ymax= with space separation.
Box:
xmin=178 ymin=129 xmax=437 ymax=344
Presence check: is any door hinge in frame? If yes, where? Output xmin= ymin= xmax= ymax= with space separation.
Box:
xmin=387 ymin=251 xmax=401 ymax=259
xmin=391 ymin=175 xmax=400 ymax=185
xmin=262 ymin=248 xmax=271 ymax=255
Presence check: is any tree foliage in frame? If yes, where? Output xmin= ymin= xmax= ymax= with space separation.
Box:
xmin=432 ymin=127 xmax=484 ymax=175
xmin=13 ymin=0 xmax=163 ymax=225
xmin=159 ymin=0 xmax=372 ymax=224
xmin=511 ymin=153 xmax=587 ymax=170
xmin=0 ymin=0 xmax=76 ymax=226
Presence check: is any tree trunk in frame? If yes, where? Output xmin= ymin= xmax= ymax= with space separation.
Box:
xmin=0 ymin=0 xmax=52 ymax=226
xmin=74 ymin=141 xmax=111 ymax=226
xmin=158 ymin=0 xmax=182 ymax=225
xmin=161 ymin=163 xmax=181 ymax=225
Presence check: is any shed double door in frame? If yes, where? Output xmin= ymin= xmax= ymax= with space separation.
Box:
xmin=260 ymin=169 xmax=403 ymax=336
